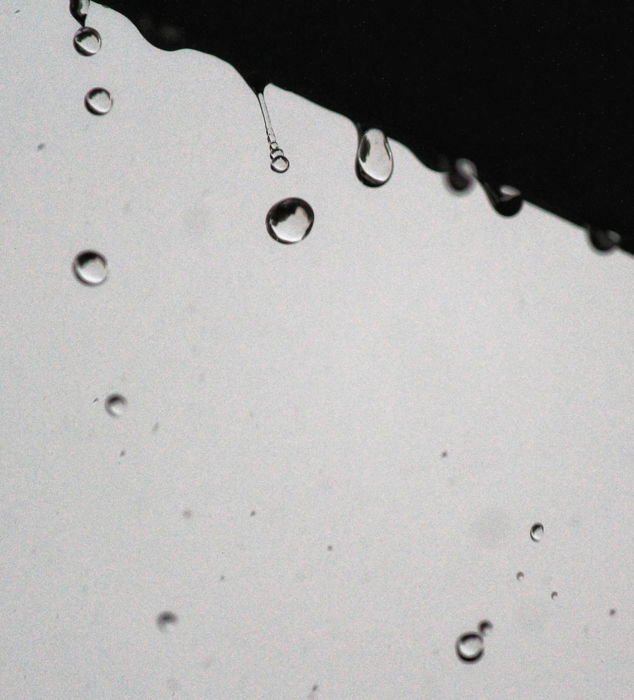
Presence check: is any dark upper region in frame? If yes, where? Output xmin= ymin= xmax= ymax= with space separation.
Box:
xmin=101 ymin=0 xmax=634 ymax=252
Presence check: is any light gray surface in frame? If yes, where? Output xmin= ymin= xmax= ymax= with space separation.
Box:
xmin=1 ymin=2 xmax=633 ymax=698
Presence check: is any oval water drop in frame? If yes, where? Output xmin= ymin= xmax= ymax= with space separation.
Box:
xmin=156 ymin=611 xmax=178 ymax=631
xmin=481 ymin=181 xmax=523 ymax=216
xmin=266 ymin=198 xmax=314 ymax=244
xmin=73 ymin=250 xmax=108 ymax=285
xmin=85 ymin=88 xmax=112 ymax=115
xmin=356 ymin=128 xmax=394 ymax=186
xmin=530 ymin=523 xmax=544 ymax=542
xmin=455 ymin=632 xmax=484 ymax=663
xmin=587 ymin=226 xmax=621 ymax=252
xmin=73 ymin=27 xmax=101 ymax=55
xmin=446 ymin=158 xmax=477 ymax=193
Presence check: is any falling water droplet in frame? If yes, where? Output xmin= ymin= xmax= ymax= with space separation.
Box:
xmin=481 ymin=181 xmax=523 ymax=216
xmin=105 ymin=394 xmax=127 ymax=417
xmin=156 ymin=611 xmax=178 ymax=631
xmin=455 ymin=633 xmax=484 ymax=663
xmin=73 ymin=26 xmax=101 ymax=55
xmin=446 ymin=158 xmax=477 ymax=193
xmin=356 ymin=128 xmax=394 ymax=186
xmin=85 ymin=88 xmax=112 ymax=115
xmin=73 ymin=250 xmax=108 ymax=285
xmin=530 ymin=523 xmax=544 ymax=542
xmin=587 ymin=226 xmax=621 ymax=252
xmin=266 ymin=198 xmax=314 ymax=244
xmin=516 ymin=571 xmax=524 ymax=581
xmin=70 ymin=0 xmax=90 ymax=25
xmin=478 ymin=620 xmax=493 ymax=636
xmin=257 ymin=92 xmax=289 ymax=173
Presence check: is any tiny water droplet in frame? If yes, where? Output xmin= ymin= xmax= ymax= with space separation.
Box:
xmin=516 ymin=571 xmax=524 ymax=581
xmin=446 ymin=158 xmax=477 ymax=192
xmin=456 ymin=632 xmax=484 ymax=663
xmin=609 ymin=608 xmax=616 ymax=616
xmin=587 ymin=226 xmax=621 ymax=252
xmin=105 ymin=394 xmax=127 ymax=417
xmin=73 ymin=250 xmax=108 ymax=285
xmin=73 ymin=26 xmax=101 ymax=55
xmin=530 ymin=523 xmax=544 ymax=542
xmin=85 ymin=88 xmax=112 ymax=115
xmin=551 ymin=591 xmax=558 ymax=600
xmin=266 ymin=197 xmax=314 ymax=244
xmin=481 ymin=181 xmax=523 ymax=216
xmin=70 ymin=0 xmax=90 ymax=25
xmin=478 ymin=620 xmax=493 ymax=636
xmin=156 ymin=611 xmax=178 ymax=631
xmin=356 ymin=128 xmax=394 ymax=186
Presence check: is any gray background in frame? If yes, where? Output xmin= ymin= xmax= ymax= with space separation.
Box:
xmin=1 ymin=1 xmax=632 ymax=697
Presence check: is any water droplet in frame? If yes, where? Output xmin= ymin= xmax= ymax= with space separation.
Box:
xmin=478 ymin=620 xmax=493 ymax=636
xmin=551 ymin=591 xmax=558 ymax=600
xmin=156 ymin=611 xmax=178 ymax=631
xmin=257 ymin=92 xmax=289 ymax=173
xmin=271 ymin=153 xmax=290 ymax=173
xmin=85 ymin=88 xmax=112 ymax=115
xmin=530 ymin=523 xmax=544 ymax=542
xmin=73 ymin=250 xmax=108 ymax=285
xmin=455 ymin=632 xmax=484 ymax=663
xmin=356 ymin=128 xmax=394 ymax=186
xmin=587 ymin=226 xmax=621 ymax=252
xmin=266 ymin=197 xmax=314 ymax=244
xmin=446 ymin=158 xmax=477 ymax=192
xmin=37 ymin=143 xmax=45 ymax=151
xmin=105 ymin=394 xmax=127 ymax=417
xmin=70 ymin=0 xmax=90 ymax=25
xmin=481 ymin=181 xmax=523 ymax=216
xmin=609 ymin=608 xmax=616 ymax=616
xmin=73 ymin=26 xmax=101 ymax=55
xmin=516 ymin=571 xmax=524 ymax=581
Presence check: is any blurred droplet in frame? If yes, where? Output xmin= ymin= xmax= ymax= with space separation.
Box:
xmin=73 ymin=250 xmax=108 ymax=285
xmin=70 ymin=0 xmax=90 ymax=25
xmin=156 ymin=611 xmax=178 ymax=631
xmin=73 ymin=26 xmax=101 ymax=55
xmin=85 ymin=88 xmax=112 ymax=115
xmin=587 ymin=226 xmax=621 ymax=252
xmin=516 ymin=571 xmax=524 ymax=581
xmin=446 ymin=158 xmax=477 ymax=193
xmin=456 ymin=633 xmax=484 ymax=663
xmin=530 ymin=523 xmax=544 ymax=542
xmin=105 ymin=394 xmax=127 ymax=417
xmin=609 ymin=608 xmax=617 ymax=616
xmin=266 ymin=198 xmax=314 ymax=244
xmin=478 ymin=620 xmax=493 ymax=636
xmin=356 ymin=128 xmax=393 ymax=186
xmin=481 ymin=181 xmax=523 ymax=216
xmin=551 ymin=591 xmax=558 ymax=600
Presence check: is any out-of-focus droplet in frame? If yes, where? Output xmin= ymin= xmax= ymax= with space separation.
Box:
xmin=530 ymin=523 xmax=544 ymax=542
xmin=481 ymin=181 xmax=523 ymax=216
xmin=516 ymin=571 xmax=524 ymax=581
xmin=156 ymin=611 xmax=178 ymax=631
xmin=70 ymin=0 xmax=90 ymax=25
xmin=105 ymin=394 xmax=127 ymax=417
xmin=73 ymin=250 xmax=108 ymax=285
xmin=478 ymin=620 xmax=493 ymax=636
xmin=85 ymin=88 xmax=112 ymax=115
xmin=356 ymin=128 xmax=394 ymax=186
xmin=266 ymin=197 xmax=314 ymax=244
xmin=456 ymin=633 xmax=484 ymax=663
xmin=587 ymin=226 xmax=621 ymax=252
xmin=446 ymin=158 xmax=477 ymax=193
xmin=551 ymin=591 xmax=558 ymax=600
xmin=73 ymin=26 xmax=101 ymax=55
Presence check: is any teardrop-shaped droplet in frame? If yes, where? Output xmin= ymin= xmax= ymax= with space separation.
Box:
xmin=70 ymin=0 xmax=90 ymax=25
xmin=356 ymin=128 xmax=394 ymax=187
xmin=73 ymin=250 xmax=108 ymax=285
xmin=85 ymin=88 xmax=112 ymax=115
xmin=73 ymin=26 xmax=101 ymax=55
xmin=481 ymin=181 xmax=523 ymax=216
xmin=530 ymin=523 xmax=544 ymax=542
xmin=456 ymin=633 xmax=484 ymax=663
xmin=587 ymin=226 xmax=621 ymax=252
xmin=266 ymin=198 xmax=314 ymax=244
xmin=446 ymin=158 xmax=477 ymax=193
xmin=271 ymin=154 xmax=290 ymax=173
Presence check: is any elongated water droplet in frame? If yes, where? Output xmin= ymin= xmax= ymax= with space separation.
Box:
xmin=456 ymin=632 xmax=484 ymax=663
xmin=481 ymin=181 xmax=523 ymax=216
xmin=266 ymin=198 xmax=314 ymax=244
xmin=105 ymin=394 xmax=127 ymax=417
xmin=70 ymin=0 xmax=90 ymax=25
xmin=73 ymin=250 xmax=108 ymax=285
xmin=478 ymin=620 xmax=493 ymax=636
xmin=257 ymin=92 xmax=289 ymax=173
xmin=156 ymin=611 xmax=178 ymax=631
xmin=356 ymin=128 xmax=393 ymax=186
xmin=73 ymin=26 xmax=101 ymax=55
xmin=587 ymin=226 xmax=621 ymax=252
xmin=85 ymin=88 xmax=112 ymax=115
xmin=446 ymin=158 xmax=477 ymax=193
xmin=530 ymin=523 xmax=543 ymax=542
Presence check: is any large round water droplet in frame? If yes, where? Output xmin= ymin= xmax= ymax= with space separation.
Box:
xmin=481 ymin=181 xmax=523 ymax=216
xmin=85 ymin=88 xmax=112 ymax=115
xmin=456 ymin=633 xmax=484 ymax=663
xmin=530 ymin=523 xmax=544 ymax=542
xmin=73 ymin=27 xmax=101 ymax=55
xmin=105 ymin=394 xmax=127 ymax=417
xmin=356 ymin=128 xmax=394 ymax=186
xmin=73 ymin=250 xmax=108 ymax=285
xmin=587 ymin=226 xmax=621 ymax=252
xmin=266 ymin=198 xmax=314 ymax=244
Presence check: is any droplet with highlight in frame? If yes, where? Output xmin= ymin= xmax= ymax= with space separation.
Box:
xmin=446 ymin=158 xmax=477 ymax=193
xmin=356 ymin=128 xmax=394 ymax=186
xmin=455 ymin=633 xmax=484 ymax=663
xmin=516 ymin=571 xmax=524 ymax=581
xmin=530 ymin=523 xmax=544 ymax=542
xmin=481 ymin=181 xmax=523 ymax=216
xmin=85 ymin=88 xmax=112 ymax=115
xmin=266 ymin=198 xmax=314 ymax=244
xmin=105 ymin=394 xmax=127 ymax=417
xmin=73 ymin=250 xmax=108 ymax=285
xmin=73 ymin=26 xmax=101 ymax=55
xmin=587 ymin=226 xmax=621 ymax=252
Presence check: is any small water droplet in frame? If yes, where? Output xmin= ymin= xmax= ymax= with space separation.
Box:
xmin=73 ymin=26 xmax=101 ymax=55
xmin=551 ymin=591 xmax=558 ymax=600
xmin=478 ymin=620 xmax=493 ymax=636
xmin=85 ymin=88 xmax=112 ymax=115
xmin=37 ymin=143 xmax=45 ymax=151
xmin=271 ymin=154 xmax=290 ymax=173
xmin=587 ymin=226 xmax=621 ymax=252
xmin=481 ymin=181 xmax=523 ymax=216
xmin=73 ymin=250 xmax=108 ymax=285
xmin=105 ymin=394 xmax=127 ymax=417
xmin=156 ymin=611 xmax=178 ymax=631
xmin=530 ymin=523 xmax=544 ymax=542
xmin=455 ymin=632 xmax=484 ymax=663
xmin=446 ymin=158 xmax=477 ymax=192
xmin=70 ymin=0 xmax=90 ymax=25
xmin=266 ymin=197 xmax=314 ymax=244
xmin=356 ymin=128 xmax=394 ymax=186
xmin=516 ymin=571 xmax=524 ymax=581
